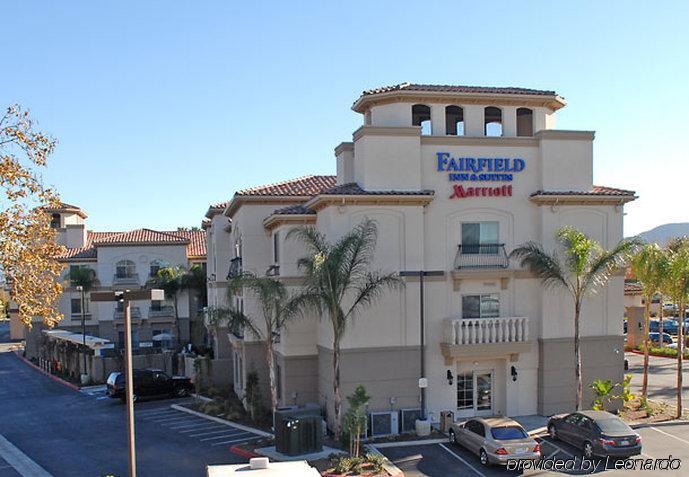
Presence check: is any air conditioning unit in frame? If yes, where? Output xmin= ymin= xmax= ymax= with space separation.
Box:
xmin=400 ymin=408 xmax=422 ymax=433
xmin=369 ymin=411 xmax=399 ymax=438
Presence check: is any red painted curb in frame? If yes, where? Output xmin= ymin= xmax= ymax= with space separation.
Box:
xmin=13 ymin=351 xmax=81 ymax=392
xmin=229 ymin=445 xmax=259 ymax=460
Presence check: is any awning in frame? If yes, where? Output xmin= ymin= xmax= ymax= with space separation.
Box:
xmin=42 ymin=329 xmax=111 ymax=350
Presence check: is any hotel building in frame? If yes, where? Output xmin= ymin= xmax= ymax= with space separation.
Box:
xmin=205 ymin=83 xmax=636 ymax=428
xmin=44 ymin=203 xmax=206 ymax=349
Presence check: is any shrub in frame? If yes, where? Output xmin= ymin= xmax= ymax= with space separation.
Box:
xmin=365 ymin=452 xmax=385 ymax=473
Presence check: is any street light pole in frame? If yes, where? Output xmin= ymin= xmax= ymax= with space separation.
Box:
xmin=91 ymin=288 xmax=163 ymax=477
xmin=122 ymin=295 xmax=136 ymax=477
xmin=399 ymin=270 xmax=444 ymax=421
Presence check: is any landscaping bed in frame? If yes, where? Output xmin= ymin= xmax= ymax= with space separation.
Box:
xmin=620 ymin=396 xmax=684 ymax=425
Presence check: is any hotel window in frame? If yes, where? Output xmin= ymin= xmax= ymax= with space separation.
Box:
xmin=412 ymin=104 xmax=432 ymax=135
xmin=484 ymin=106 xmax=503 ymax=136
xmin=461 ymin=222 xmax=499 ymax=254
xmin=516 ymin=108 xmax=534 ymax=136
xmin=50 ymin=213 xmax=61 ymax=229
xmin=462 ymin=294 xmax=500 ymax=319
xmin=71 ymin=298 xmax=84 ymax=315
xmin=149 ymin=259 xmax=168 ymax=278
xmin=456 ymin=373 xmax=473 ymax=409
xmin=115 ymin=260 xmax=136 ymax=279
xmin=150 ymin=300 xmax=162 ymax=311
xmin=273 ymin=231 xmax=280 ymax=264
xmin=445 ymin=106 xmax=464 ymax=135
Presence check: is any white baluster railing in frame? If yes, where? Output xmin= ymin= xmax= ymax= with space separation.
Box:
xmin=447 ymin=317 xmax=530 ymax=346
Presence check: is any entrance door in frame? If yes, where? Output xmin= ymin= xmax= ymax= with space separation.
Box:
xmin=456 ymin=371 xmax=494 ymax=416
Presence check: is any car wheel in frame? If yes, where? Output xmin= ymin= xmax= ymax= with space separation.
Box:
xmin=479 ymin=448 xmax=490 ymax=466
xmin=583 ymin=441 xmax=594 ymax=459
xmin=448 ymin=430 xmax=456 ymax=444
xmin=548 ymin=424 xmax=557 ymax=440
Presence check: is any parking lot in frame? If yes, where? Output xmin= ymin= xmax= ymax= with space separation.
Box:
xmin=377 ymin=421 xmax=689 ymax=476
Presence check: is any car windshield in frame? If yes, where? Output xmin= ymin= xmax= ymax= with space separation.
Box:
xmin=596 ymin=418 xmax=632 ymax=433
xmin=490 ymin=426 xmax=528 ymax=440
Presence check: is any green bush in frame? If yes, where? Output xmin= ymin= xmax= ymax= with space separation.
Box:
xmin=365 ymin=452 xmax=385 ymax=473
xmin=333 ymin=456 xmax=353 ymax=474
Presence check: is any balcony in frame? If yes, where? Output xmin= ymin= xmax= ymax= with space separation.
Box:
xmin=440 ymin=316 xmax=532 ymax=363
xmin=113 ymin=306 xmax=142 ymax=321
xmin=148 ymin=305 xmax=175 ymax=319
xmin=227 ymin=257 xmax=242 ymax=279
xmin=454 ymin=244 xmax=509 ymax=269
xmin=113 ymin=273 xmax=140 ymax=286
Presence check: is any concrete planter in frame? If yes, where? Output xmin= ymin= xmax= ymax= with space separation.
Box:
xmin=414 ymin=419 xmax=431 ymax=437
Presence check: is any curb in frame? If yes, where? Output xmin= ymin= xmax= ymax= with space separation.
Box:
xmin=13 ymin=351 xmax=81 ymax=392
xmin=371 ymin=438 xmax=447 ymax=448
xmin=229 ymin=445 xmax=260 ymax=460
xmin=627 ymin=349 xmax=686 ymax=360
xmin=365 ymin=445 xmax=404 ymax=477
xmin=170 ymin=404 xmax=273 ymax=438
xmin=191 ymin=393 xmax=214 ymax=403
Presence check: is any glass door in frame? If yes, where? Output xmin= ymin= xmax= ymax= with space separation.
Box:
xmin=456 ymin=370 xmax=494 ymax=415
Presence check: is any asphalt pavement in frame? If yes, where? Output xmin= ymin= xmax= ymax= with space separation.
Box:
xmin=0 ymin=350 xmax=255 ymax=477
xmin=626 ymin=351 xmax=689 ymax=409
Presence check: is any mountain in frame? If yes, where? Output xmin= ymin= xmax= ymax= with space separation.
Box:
xmin=633 ymin=223 xmax=689 ymax=246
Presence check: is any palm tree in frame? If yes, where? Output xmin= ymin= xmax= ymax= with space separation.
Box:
xmin=183 ymin=264 xmax=208 ymax=346
xmin=510 ymin=227 xmax=638 ymax=410
xmin=664 ymin=239 xmax=689 ymax=418
xmin=631 ymin=244 xmax=668 ymax=400
xmin=223 ymin=273 xmax=300 ymax=413
xmin=155 ymin=265 xmax=187 ymax=347
xmin=288 ymin=218 xmax=403 ymax=439
xmin=68 ymin=266 xmax=98 ymax=377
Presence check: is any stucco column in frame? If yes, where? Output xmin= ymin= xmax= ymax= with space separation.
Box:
xmin=430 ymin=104 xmax=446 ymax=136
xmin=502 ymin=106 xmax=517 ymax=137
xmin=463 ymin=105 xmax=484 ymax=136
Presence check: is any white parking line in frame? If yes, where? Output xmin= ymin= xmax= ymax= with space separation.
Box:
xmin=150 ymin=416 xmax=194 ymax=424
xmin=188 ymin=428 xmax=244 ymax=438
xmin=137 ymin=410 xmax=179 ymax=418
xmin=210 ymin=436 xmax=259 ymax=446
xmin=137 ymin=408 xmax=178 ymax=415
xmin=540 ymin=439 xmax=575 ymax=458
xmin=0 ymin=434 xmax=53 ymax=477
xmin=438 ymin=444 xmax=485 ymax=477
xmin=200 ymin=431 xmax=252 ymax=442
xmin=647 ymin=426 xmax=689 ymax=446
xmin=170 ymin=422 xmax=222 ymax=430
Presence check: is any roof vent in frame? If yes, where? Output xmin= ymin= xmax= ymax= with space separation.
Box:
xmin=249 ymin=457 xmax=269 ymax=470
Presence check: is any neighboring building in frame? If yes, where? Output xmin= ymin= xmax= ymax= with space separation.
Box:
xmin=206 ymin=83 xmax=636 ymax=426
xmin=48 ymin=203 xmax=206 ymax=349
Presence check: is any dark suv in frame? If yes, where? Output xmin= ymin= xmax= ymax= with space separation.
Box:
xmin=106 ymin=369 xmax=194 ymax=402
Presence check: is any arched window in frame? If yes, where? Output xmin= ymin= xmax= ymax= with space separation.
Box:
xmin=412 ymin=104 xmax=432 ymax=135
xmin=115 ymin=260 xmax=136 ymax=279
xmin=149 ymin=259 xmax=169 ymax=278
xmin=50 ymin=213 xmax=61 ymax=229
xmin=445 ymin=106 xmax=464 ymax=136
xmin=516 ymin=108 xmax=534 ymax=136
xmin=484 ymin=107 xmax=503 ymax=137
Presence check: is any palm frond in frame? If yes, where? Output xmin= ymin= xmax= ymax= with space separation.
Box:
xmin=344 ymin=272 xmax=404 ymax=323
xmin=583 ymin=238 xmax=640 ymax=294
xmin=510 ymin=242 xmax=568 ymax=290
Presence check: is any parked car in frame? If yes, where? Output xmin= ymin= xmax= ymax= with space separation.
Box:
xmin=649 ymin=332 xmax=673 ymax=345
xmin=547 ymin=411 xmax=641 ymax=459
xmin=449 ymin=417 xmax=541 ymax=466
xmin=106 ymin=369 xmax=194 ymax=402
xmin=648 ymin=320 xmax=678 ymax=335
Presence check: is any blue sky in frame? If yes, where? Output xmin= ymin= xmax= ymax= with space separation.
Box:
xmin=3 ymin=1 xmax=687 ymax=236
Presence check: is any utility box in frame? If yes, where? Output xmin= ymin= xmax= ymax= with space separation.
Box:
xmin=440 ymin=411 xmax=455 ymax=433
xmin=274 ymin=406 xmax=323 ymax=456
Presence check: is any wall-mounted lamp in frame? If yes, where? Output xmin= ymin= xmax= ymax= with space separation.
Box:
xmin=511 ymin=366 xmax=518 ymax=382
xmin=446 ymin=370 xmax=454 ymax=386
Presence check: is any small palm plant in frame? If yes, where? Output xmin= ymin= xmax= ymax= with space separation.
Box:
xmin=589 ymin=379 xmax=616 ymax=411
xmin=511 ymin=227 xmax=638 ymax=410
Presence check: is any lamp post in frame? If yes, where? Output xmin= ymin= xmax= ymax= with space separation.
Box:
xmin=399 ymin=270 xmax=444 ymax=421
xmin=91 ymin=288 xmax=164 ymax=477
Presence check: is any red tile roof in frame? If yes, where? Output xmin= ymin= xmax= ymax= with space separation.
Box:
xmin=205 ymin=200 xmax=230 ymax=219
xmin=273 ymin=204 xmax=315 ymax=215
xmin=235 ymin=175 xmax=336 ymax=197
xmin=56 ymin=230 xmax=206 ymax=261
xmin=531 ymin=186 xmax=636 ymax=197
xmin=320 ymin=183 xmax=435 ymax=196
xmin=361 ymin=83 xmax=558 ymax=97
xmin=625 ymin=282 xmax=643 ymax=295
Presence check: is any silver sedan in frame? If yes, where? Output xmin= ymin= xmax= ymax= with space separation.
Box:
xmin=449 ymin=417 xmax=541 ymax=466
